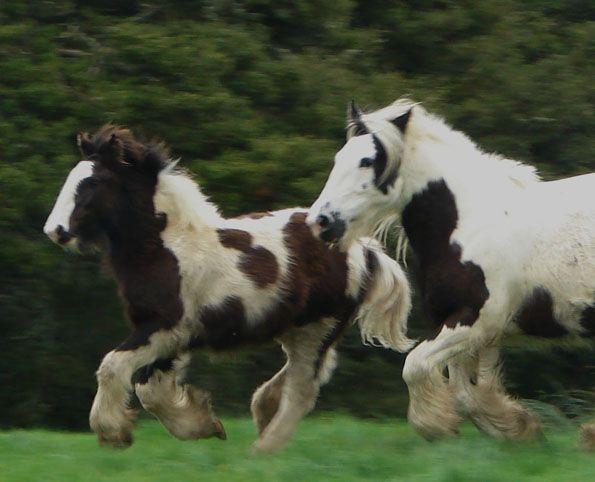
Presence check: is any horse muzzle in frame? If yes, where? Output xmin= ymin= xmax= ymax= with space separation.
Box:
xmin=309 ymin=212 xmax=346 ymax=245
xmin=44 ymin=224 xmax=75 ymax=247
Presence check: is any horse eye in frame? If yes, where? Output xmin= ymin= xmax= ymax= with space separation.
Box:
xmin=360 ymin=157 xmax=374 ymax=168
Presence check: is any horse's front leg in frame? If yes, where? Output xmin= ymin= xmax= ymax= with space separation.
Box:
xmin=403 ymin=309 xmax=488 ymax=440
xmin=450 ymin=346 xmax=542 ymax=441
xmin=134 ymin=353 xmax=226 ymax=441
xmin=89 ymin=328 xmax=177 ymax=448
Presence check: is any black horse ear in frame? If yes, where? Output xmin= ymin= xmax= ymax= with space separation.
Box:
xmin=391 ymin=108 xmax=412 ymax=133
xmin=77 ymin=132 xmax=95 ymax=158
xmin=348 ymin=100 xmax=368 ymax=136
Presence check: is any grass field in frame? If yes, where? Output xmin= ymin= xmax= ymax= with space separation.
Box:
xmin=1 ymin=416 xmax=593 ymax=482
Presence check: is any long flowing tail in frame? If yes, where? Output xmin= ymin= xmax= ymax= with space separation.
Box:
xmin=355 ymin=240 xmax=415 ymax=352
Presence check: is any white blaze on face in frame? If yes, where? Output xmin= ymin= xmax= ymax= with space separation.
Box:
xmin=307 ymin=135 xmax=377 ymax=228
xmin=43 ymin=161 xmax=94 ymax=242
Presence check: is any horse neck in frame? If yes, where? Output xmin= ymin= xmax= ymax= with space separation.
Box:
xmin=106 ymin=204 xmax=168 ymax=272
xmin=402 ymin=119 xmax=537 ymax=206
xmin=106 ymin=172 xmax=222 ymax=272
xmin=153 ymin=171 xmax=223 ymax=247
xmin=395 ymin=127 xmax=532 ymax=264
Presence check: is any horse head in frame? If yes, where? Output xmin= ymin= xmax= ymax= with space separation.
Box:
xmin=44 ymin=125 xmax=171 ymax=253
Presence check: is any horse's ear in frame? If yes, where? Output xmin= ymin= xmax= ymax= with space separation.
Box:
xmin=391 ymin=108 xmax=412 ymax=134
xmin=348 ymin=100 xmax=368 ymax=136
xmin=77 ymin=132 xmax=95 ymax=158
xmin=348 ymin=100 xmax=362 ymax=123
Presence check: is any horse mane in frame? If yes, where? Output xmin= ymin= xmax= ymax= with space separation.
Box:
xmin=88 ymin=124 xmax=178 ymax=175
xmin=352 ymin=98 xmax=541 ymax=189
xmin=347 ymin=99 xmax=415 ymax=188
xmin=85 ymin=124 xmax=221 ymax=228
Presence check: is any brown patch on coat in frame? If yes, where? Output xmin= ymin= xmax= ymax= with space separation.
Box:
xmin=197 ymin=295 xmax=292 ymax=349
xmin=216 ymin=229 xmax=279 ymax=288
xmin=239 ymin=247 xmax=278 ymax=287
xmin=282 ymin=212 xmax=355 ymax=325
xmin=427 ymin=306 xmax=477 ymax=340
xmin=192 ymin=211 xmax=358 ymax=350
xmin=514 ymin=287 xmax=568 ymax=338
xmin=217 ymin=228 xmax=252 ymax=251
xmin=402 ymin=179 xmax=489 ymax=330
xmin=198 ymin=296 xmax=248 ymax=349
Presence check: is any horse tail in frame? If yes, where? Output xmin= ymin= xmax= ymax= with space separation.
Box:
xmin=354 ymin=240 xmax=415 ymax=353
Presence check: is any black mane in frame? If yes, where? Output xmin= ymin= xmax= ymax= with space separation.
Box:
xmin=80 ymin=124 xmax=175 ymax=175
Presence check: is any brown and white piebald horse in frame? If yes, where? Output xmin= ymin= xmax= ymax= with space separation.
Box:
xmin=308 ymin=99 xmax=595 ymax=447
xmin=44 ymin=126 xmax=413 ymax=453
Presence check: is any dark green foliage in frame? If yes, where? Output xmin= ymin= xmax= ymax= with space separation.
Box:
xmin=0 ymin=1 xmax=593 ymax=429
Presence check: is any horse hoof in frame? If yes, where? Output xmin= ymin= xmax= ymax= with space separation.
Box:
xmin=213 ymin=419 xmax=227 ymax=440
xmin=97 ymin=429 xmax=134 ymax=449
xmin=413 ymin=420 xmax=461 ymax=441
xmin=251 ymin=438 xmax=281 ymax=455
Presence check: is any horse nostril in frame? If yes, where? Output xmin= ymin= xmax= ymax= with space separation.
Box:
xmin=317 ymin=214 xmax=331 ymax=228
xmin=56 ymin=225 xmax=72 ymax=244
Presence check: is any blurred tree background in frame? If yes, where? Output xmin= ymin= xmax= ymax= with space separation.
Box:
xmin=0 ymin=0 xmax=593 ymax=429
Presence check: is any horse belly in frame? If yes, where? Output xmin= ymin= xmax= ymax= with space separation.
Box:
xmin=518 ymin=178 xmax=594 ymax=333
xmin=517 ymin=230 xmax=595 ymax=337
xmin=514 ymin=288 xmax=594 ymax=338
xmin=513 ymin=288 xmax=572 ymax=337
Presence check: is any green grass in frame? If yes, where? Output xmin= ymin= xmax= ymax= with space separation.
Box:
xmin=0 ymin=416 xmax=592 ymax=482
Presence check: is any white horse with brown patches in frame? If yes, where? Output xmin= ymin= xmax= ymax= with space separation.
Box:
xmin=307 ymin=99 xmax=594 ymax=443
xmin=44 ymin=126 xmax=413 ymax=453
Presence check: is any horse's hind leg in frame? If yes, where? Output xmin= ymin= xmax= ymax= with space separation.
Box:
xmin=252 ymin=318 xmax=341 ymax=453
xmin=135 ymin=353 xmax=226 ymax=441
xmin=251 ymin=347 xmax=338 ymax=436
xmin=251 ymin=364 xmax=287 ymax=435
xmin=449 ymin=347 xmax=542 ymax=441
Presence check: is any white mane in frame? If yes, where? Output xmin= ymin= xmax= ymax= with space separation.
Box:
xmin=357 ymin=98 xmax=541 ymax=189
xmin=352 ymin=98 xmax=543 ymax=263
xmin=347 ymin=99 xmax=414 ymax=187
xmin=155 ymin=168 xmax=222 ymax=229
